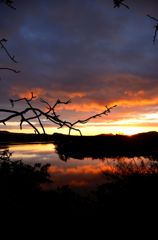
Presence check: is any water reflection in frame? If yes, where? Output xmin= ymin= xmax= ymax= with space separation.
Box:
xmin=9 ymin=144 xmax=56 ymax=163
xmin=0 ymin=143 xmax=154 ymax=191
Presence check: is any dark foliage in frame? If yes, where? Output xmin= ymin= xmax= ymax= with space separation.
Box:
xmin=95 ymin=171 xmax=158 ymax=217
xmin=0 ymin=149 xmax=51 ymax=210
xmin=0 ymin=149 xmax=93 ymax=216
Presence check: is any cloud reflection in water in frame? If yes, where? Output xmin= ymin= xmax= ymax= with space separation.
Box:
xmin=5 ymin=143 xmax=151 ymax=191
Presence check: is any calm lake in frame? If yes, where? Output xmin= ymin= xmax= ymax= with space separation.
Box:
xmin=0 ymin=143 xmax=151 ymax=192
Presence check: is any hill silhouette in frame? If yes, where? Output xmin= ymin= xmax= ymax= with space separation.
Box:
xmin=53 ymin=131 xmax=158 ymax=160
xmin=0 ymin=131 xmax=53 ymax=144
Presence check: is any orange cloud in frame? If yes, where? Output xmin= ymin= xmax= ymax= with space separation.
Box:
xmin=68 ymin=92 xmax=87 ymax=98
xmin=10 ymin=86 xmax=46 ymax=99
xmin=57 ymin=102 xmax=105 ymax=112
xmin=6 ymin=72 xmax=158 ymax=136
xmin=111 ymin=97 xmax=158 ymax=107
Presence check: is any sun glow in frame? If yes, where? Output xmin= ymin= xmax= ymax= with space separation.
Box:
xmin=1 ymin=123 xmax=158 ymax=136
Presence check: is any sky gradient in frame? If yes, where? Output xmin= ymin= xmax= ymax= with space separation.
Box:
xmin=1 ymin=0 xmax=158 ymax=135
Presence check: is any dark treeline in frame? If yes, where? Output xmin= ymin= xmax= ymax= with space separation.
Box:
xmin=53 ymin=131 xmax=158 ymax=161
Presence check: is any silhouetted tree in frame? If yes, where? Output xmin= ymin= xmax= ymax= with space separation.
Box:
xmin=0 ymin=92 xmax=117 ymax=135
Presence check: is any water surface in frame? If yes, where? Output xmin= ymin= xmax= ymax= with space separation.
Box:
xmin=1 ymin=143 xmax=152 ymax=191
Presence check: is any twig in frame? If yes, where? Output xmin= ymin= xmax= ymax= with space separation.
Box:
xmin=147 ymin=14 xmax=158 ymax=44
xmin=0 ymin=38 xmax=17 ymax=63
xmin=0 ymin=0 xmax=16 ymax=10
xmin=113 ymin=0 xmax=129 ymax=9
xmin=11 ymin=92 xmax=46 ymax=134
xmin=0 ymin=67 xmax=20 ymax=73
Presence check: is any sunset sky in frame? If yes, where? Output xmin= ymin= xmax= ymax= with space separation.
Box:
xmin=1 ymin=0 xmax=158 ymax=135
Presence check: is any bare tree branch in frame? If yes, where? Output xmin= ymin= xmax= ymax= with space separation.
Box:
xmin=147 ymin=14 xmax=158 ymax=44
xmin=65 ymin=105 xmax=117 ymax=135
xmin=113 ymin=0 xmax=129 ymax=9
xmin=10 ymin=92 xmax=46 ymax=134
xmin=0 ymin=0 xmax=16 ymax=10
xmin=0 ymin=67 xmax=20 ymax=73
xmin=147 ymin=14 xmax=158 ymax=22
xmin=0 ymin=38 xmax=17 ymax=63
xmin=0 ymin=93 xmax=117 ymax=135
xmin=0 ymin=3 xmax=19 ymax=78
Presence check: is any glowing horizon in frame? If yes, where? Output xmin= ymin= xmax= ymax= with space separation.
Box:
xmin=1 ymin=119 xmax=158 ymax=136
xmin=1 ymin=91 xmax=158 ymax=136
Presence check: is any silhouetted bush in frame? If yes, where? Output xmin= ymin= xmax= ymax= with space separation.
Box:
xmin=94 ymin=158 xmax=158 ymax=216
xmin=0 ymin=149 xmax=51 ymax=210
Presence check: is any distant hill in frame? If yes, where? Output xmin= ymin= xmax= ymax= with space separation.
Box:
xmin=0 ymin=131 xmax=53 ymax=144
xmin=1 ymin=130 xmax=158 ymax=142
